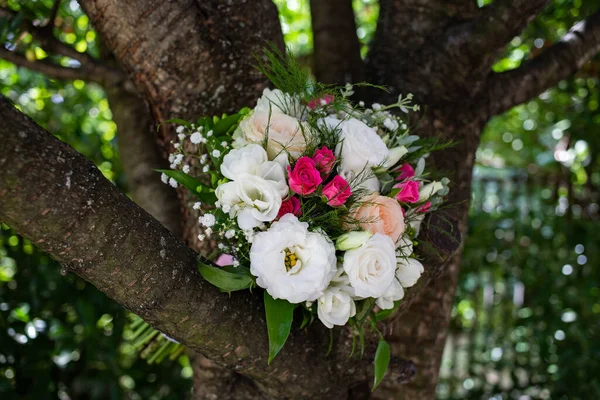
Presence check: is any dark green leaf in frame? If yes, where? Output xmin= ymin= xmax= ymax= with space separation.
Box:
xmin=213 ymin=113 xmax=242 ymax=136
xmin=198 ymin=262 xmax=254 ymax=292
xmin=372 ymin=339 xmax=391 ymax=391
xmin=264 ymin=291 xmax=295 ymax=364
xmin=355 ymin=298 xmax=376 ymax=327
xmin=154 ymin=169 xmax=216 ymax=204
xmin=374 ymin=301 xmax=401 ymax=322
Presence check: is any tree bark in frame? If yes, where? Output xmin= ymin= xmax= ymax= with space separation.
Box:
xmin=105 ymin=85 xmax=183 ymax=236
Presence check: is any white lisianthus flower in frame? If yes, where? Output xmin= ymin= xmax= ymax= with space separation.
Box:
xmin=317 ymin=286 xmax=356 ymax=328
xmin=333 ymin=118 xmax=390 ymax=174
xmin=396 ymin=258 xmax=424 ymax=288
xmin=216 ymin=174 xmax=282 ymax=230
xmin=257 ymin=153 xmax=289 ymax=197
xmin=250 ymin=215 xmax=337 ymax=303
xmin=376 ymin=278 xmax=404 ymax=310
xmin=221 ymin=144 xmax=267 ymax=180
xmin=343 ymin=233 xmax=397 ymax=298
xmin=235 ymin=112 xmax=307 ymax=159
xmin=419 ymin=181 xmax=444 ymax=202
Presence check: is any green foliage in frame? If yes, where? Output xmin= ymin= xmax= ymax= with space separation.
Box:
xmin=263 ymin=292 xmax=295 ymax=364
xmin=0 ymin=226 xmax=192 ymax=399
xmin=197 ymin=262 xmax=255 ymax=293
xmin=154 ymin=170 xmax=217 ymax=204
xmin=372 ymin=339 xmax=391 ymax=391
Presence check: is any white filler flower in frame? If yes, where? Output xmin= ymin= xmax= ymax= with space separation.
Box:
xmin=343 ymin=233 xmax=397 ymax=298
xmin=317 ymin=286 xmax=356 ymax=328
xmin=250 ymin=214 xmax=337 ymax=303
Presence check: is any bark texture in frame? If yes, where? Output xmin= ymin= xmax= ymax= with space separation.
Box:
xmin=105 ymin=85 xmax=183 ymax=236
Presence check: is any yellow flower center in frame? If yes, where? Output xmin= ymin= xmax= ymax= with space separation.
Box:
xmin=284 ymin=249 xmax=299 ymax=271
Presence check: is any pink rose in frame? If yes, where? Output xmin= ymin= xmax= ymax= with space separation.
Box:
xmin=312 ymin=146 xmax=336 ymax=176
xmin=277 ymin=196 xmax=302 ymax=219
xmin=417 ymin=201 xmax=431 ymax=213
xmin=307 ymin=94 xmax=335 ymax=109
xmin=322 ymin=175 xmax=352 ymax=207
xmin=395 ymin=163 xmax=415 ymax=181
xmin=287 ymin=156 xmax=323 ymax=195
xmin=394 ymin=180 xmax=419 ymax=203
xmin=350 ymin=193 xmax=405 ymax=244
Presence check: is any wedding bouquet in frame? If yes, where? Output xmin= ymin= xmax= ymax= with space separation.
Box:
xmin=159 ymin=49 xmax=449 ymax=386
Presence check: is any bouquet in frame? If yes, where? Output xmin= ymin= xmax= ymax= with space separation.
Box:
xmin=159 ymin=49 xmax=450 ymax=387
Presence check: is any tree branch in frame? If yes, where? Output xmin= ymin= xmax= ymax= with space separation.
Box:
xmin=443 ymin=0 xmax=550 ymax=70
xmin=309 ymin=0 xmax=364 ymax=84
xmin=485 ymin=10 xmax=600 ymax=116
xmin=46 ymin=0 xmax=61 ymax=28
xmin=0 ymin=47 xmax=124 ymax=85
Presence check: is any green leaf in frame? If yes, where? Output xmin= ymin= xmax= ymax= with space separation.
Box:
xmin=374 ymin=301 xmax=401 ymax=322
xmin=198 ymin=262 xmax=254 ymax=292
xmin=264 ymin=291 xmax=295 ymax=364
xmin=154 ymin=169 xmax=216 ymax=204
xmin=213 ymin=113 xmax=242 ymax=136
xmin=372 ymin=339 xmax=391 ymax=392
xmin=355 ymin=298 xmax=376 ymax=327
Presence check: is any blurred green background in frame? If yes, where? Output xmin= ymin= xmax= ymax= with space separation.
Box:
xmin=1 ymin=0 xmax=599 ymax=399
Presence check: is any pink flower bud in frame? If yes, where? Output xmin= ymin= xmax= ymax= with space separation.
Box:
xmin=395 ymin=163 xmax=415 ymax=181
xmin=307 ymin=94 xmax=335 ymax=109
xmin=322 ymin=175 xmax=352 ymax=207
xmin=277 ymin=196 xmax=302 ymax=220
xmin=312 ymin=146 xmax=336 ymax=176
xmin=394 ymin=180 xmax=419 ymax=203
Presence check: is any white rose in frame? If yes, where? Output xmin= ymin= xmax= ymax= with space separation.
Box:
xmin=317 ymin=286 xmax=356 ymax=328
xmin=334 ymin=118 xmax=389 ymax=174
xmin=396 ymin=258 xmax=424 ymax=288
xmin=216 ymin=174 xmax=282 ymax=230
xmin=221 ymin=144 xmax=268 ymax=180
xmin=236 ymin=112 xmax=307 ymax=160
xmin=250 ymin=214 xmax=337 ymax=303
xmin=376 ymin=278 xmax=404 ymax=310
xmin=255 ymin=88 xmax=303 ymax=117
xmin=343 ymin=233 xmax=397 ymax=298
xmin=419 ymin=181 xmax=444 ymax=202
xmin=338 ymin=169 xmax=381 ymax=193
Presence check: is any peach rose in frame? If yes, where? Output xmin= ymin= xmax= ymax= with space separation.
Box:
xmin=238 ymin=111 xmax=307 ymax=160
xmin=351 ymin=193 xmax=405 ymax=244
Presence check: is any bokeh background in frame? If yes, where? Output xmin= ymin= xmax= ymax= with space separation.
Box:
xmin=1 ymin=0 xmax=599 ymax=399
